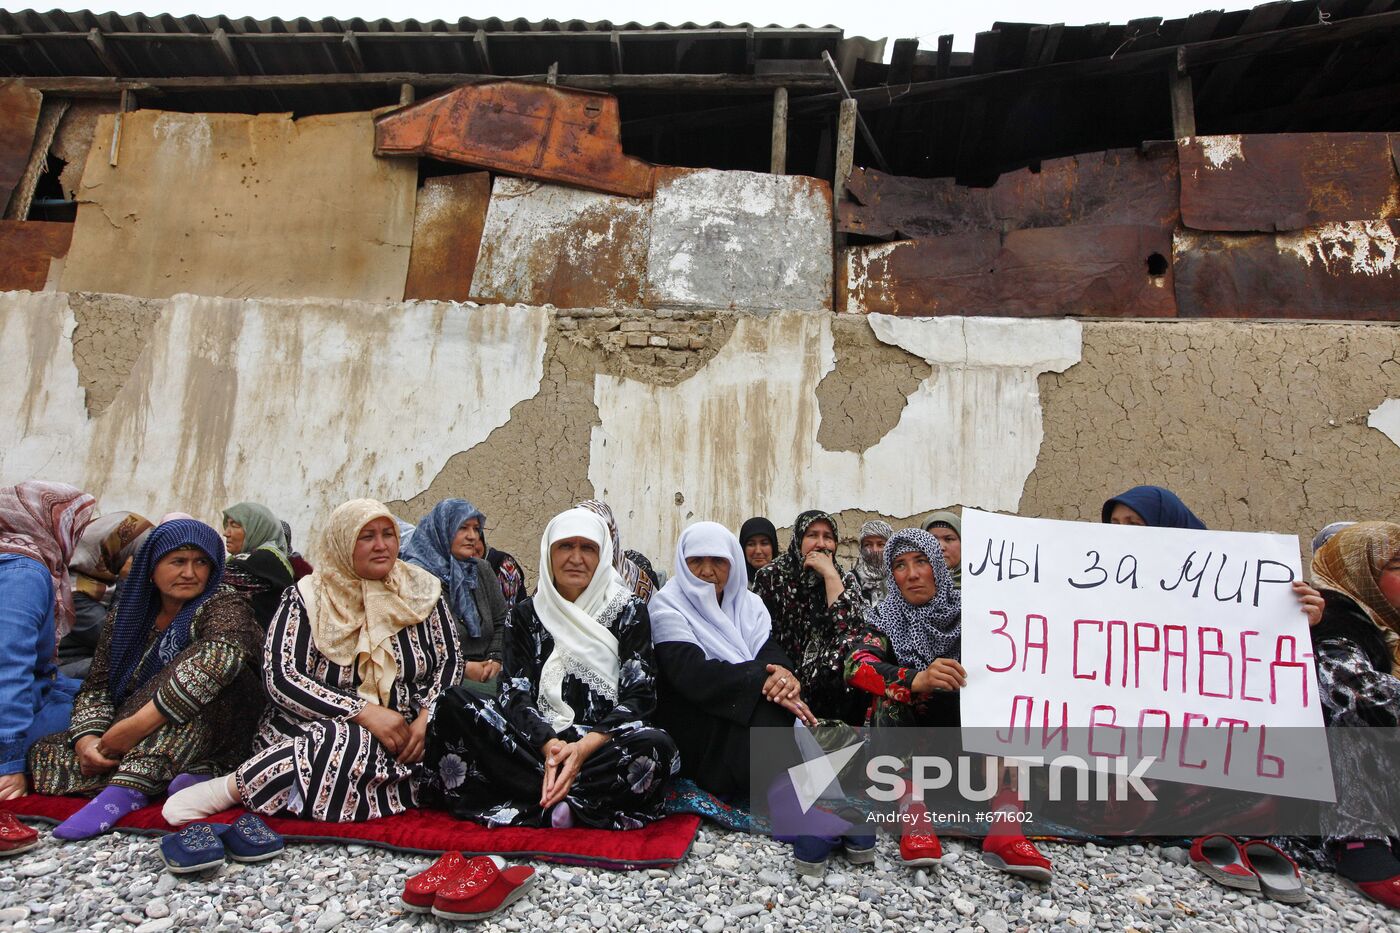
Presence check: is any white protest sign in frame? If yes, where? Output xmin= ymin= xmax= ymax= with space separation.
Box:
xmin=960 ymin=509 xmax=1334 ymax=802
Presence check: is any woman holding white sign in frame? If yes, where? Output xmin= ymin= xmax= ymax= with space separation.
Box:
xmin=844 ymin=528 xmax=1054 ymax=882
xmin=1306 ymin=521 xmax=1400 ymax=910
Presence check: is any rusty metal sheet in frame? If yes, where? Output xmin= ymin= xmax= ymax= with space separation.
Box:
xmin=375 ymin=82 xmax=655 ymax=199
xmin=840 ymin=170 xmax=994 ymax=239
xmin=1179 ymin=134 xmax=1400 ymax=233
xmin=845 ymin=224 xmax=1176 ymax=317
xmin=0 ymin=80 xmax=43 ymax=209
xmin=403 ymin=172 xmax=491 ymax=302
xmin=840 ymin=144 xmax=1179 ymax=240
xmin=1174 ymin=223 xmax=1400 ymax=320
xmin=469 ymin=177 xmax=651 ymax=309
xmin=0 ymin=220 xmax=72 ymax=290
xmin=644 ymin=167 xmax=832 ymax=312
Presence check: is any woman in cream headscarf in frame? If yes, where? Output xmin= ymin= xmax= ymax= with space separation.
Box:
xmin=163 ymin=499 xmax=462 ymax=824
xmin=426 ymin=507 xmax=679 ymax=829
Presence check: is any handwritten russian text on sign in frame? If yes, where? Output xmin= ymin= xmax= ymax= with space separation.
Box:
xmin=960 ymin=509 xmax=1333 ymax=801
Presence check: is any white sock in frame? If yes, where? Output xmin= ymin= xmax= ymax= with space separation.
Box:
xmin=162 ymin=774 xmax=239 ymax=826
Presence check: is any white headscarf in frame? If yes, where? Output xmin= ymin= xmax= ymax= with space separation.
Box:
xmin=535 ymin=508 xmax=632 ymax=732
xmin=649 ymin=521 xmax=772 ymax=664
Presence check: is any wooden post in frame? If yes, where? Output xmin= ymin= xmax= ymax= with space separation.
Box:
xmin=109 ymin=88 xmax=133 ymax=167
xmin=1170 ymin=47 xmax=1196 ymax=139
xmin=770 ymin=86 xmax=788 ymax=174
xmin=399 ymin=82 xmax=415 ymax=106
xmin=834 ymin=97 xmax=857 ymax=198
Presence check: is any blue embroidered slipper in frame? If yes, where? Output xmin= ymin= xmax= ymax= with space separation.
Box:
xmin=160 ymin=822 xmax=226 ymax=874
xmin=214 ymin=813 xmax=284 ymax=863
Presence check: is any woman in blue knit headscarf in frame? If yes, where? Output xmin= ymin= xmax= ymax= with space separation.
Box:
xmin=400 ymin=499 xmax=508 ymax=694
xmin=28 ymin=519 xmax=264 ymax=840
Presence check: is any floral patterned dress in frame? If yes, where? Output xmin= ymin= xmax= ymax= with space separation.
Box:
xmin=843 ymin=627 xmax=960 ymax=728
xmin=753 ymin=561 xmax=867 ymax=725
xmin=426 ymin=595 xmax=680 ymax=829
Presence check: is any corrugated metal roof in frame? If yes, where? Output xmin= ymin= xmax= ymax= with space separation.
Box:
xmin=0 ymin=10 xmax=844 ymax=80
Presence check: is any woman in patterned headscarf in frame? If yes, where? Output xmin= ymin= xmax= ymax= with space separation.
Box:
xmin=162 ymin=499 xmax=462 ymax=825
xmin=575 ymin=499 xmax=654 ymax=603
xmin=0 ymin=482 xmax=95 ymax=803
xmin=62 ymin=511 xmax=153 ymax=678
xmin=1304 ymin=522 xmax=1400 ymax=908
xmin=29 ymin=519 xmax=263 ymax=840
xmin=844 ymin=527 xmax=1053 ymax=882
xmin=844 ymin=528 xmax=962 ymax=729
xmin=753 ymin=510 xmax=868 ymax=725
xmin=426 ymin=507 xmax=678 ymax=829
xmin=400 ymin=499 xmax=509 ymax=696
xmin=853 ymin=520 xmax=894 ymax=608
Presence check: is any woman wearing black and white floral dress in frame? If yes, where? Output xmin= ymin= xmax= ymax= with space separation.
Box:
xmin=426 ymin=507 xmax=679 ymax=829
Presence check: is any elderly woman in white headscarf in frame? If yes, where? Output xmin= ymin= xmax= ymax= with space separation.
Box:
xmin=650 ymin=522 xmax=816 ymax=797
xmin=162 ymin=498 xmax=462 ymax=824
xmin=426 ymin=507 xmax=679 ymax=829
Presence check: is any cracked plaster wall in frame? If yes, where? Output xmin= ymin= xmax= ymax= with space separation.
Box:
xmin=1021 ymin=321 xmax=1400 ymax=541
xmin=9 ymin=290 xmax=1399 ymax=578
xmin=1 ymin=290 xmax=548 ymax=554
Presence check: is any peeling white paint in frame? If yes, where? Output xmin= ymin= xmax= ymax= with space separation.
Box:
xmin=845 ymin=241 xmax=911 ymax=313
xmin=0 ymin=291 xmax=549 ymax=555
xmin=1368 ymin=397 xmax=1400 ymax=449
xmin=1198 ymin=135 xmax=1245 ymax=170
xmin=645 ymin=170 xmax=832 ymax=312
xmin=588 ymin=313 xmax=1082 ymax=563
xmin=152 ymin=112 xmax=213 ymax=161
xmin=1277 ymin=221 xmax=1400 ymax=277
xmin=470 ymin=171 xmax=832 ymax=313
xmin=0 ymin=291 xmax=91 ymax=482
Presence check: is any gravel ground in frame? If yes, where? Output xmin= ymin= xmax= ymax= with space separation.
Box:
xmin=0 ymin=824 xmax=1395 ymax=932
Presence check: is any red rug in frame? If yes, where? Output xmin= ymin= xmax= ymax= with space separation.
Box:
xmin=1 ymin=795 xmax=700 ymax=871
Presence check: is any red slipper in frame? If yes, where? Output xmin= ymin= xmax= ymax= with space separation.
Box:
xmin=900 ymin=802 xmax=945 ymax=867
xmin=402 ymin=851 xmax=493 ymax=913
xmin=433 ymin=860 xmax=538 ymax=922
xmin=1348 ymin=876 xmax=1400 ymax=910
xmin=0 ymin=812 xmax=39 ymax=857
xmin=982 ymin=831 xmax=1052 ymax=882
xmin=1190 ymin=835 xmax=1261 ymax=892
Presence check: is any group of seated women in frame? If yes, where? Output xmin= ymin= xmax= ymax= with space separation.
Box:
xmin=0 ymin=479 xmax=1396 ymax=909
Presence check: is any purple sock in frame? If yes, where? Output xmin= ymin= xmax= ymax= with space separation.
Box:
xmin=166 ymin=773 xmax=211 ymax=796
xmin=53 ymin=784 xmax=149 ymax=840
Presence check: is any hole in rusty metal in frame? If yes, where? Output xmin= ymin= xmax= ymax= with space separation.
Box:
xmin=585 ymin=102 xmax=603 ymax=118
xmin=1146 ymin=252 xmax=1169 ymax=277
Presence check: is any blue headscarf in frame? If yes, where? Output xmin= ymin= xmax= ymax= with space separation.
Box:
xmin=1101 ymin=486 xmax=1208 ymax=530
xmin=108 ymin=519 xmax=226 ymax=705
xmin=398 ymin=499 xmax=483 ymax=638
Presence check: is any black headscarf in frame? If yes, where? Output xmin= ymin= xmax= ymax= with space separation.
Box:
xmin=739 ymin=516 xmax=780 ymax=583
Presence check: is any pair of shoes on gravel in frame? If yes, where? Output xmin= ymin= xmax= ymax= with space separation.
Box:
xmin=900 ymin=803 xmax=1052 ymax=883
xmin=793 ymin=834 xmax=876 ymax=877
xmin=159 ymin=813 xmax=284 ymax=874
xmin=1189 ymin=835 xmax=1308 ymax=904
xmin=402 ymin=852 xmax=538 ymax=921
